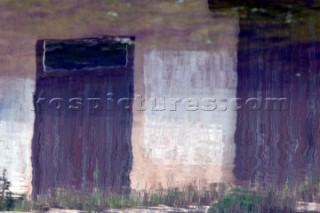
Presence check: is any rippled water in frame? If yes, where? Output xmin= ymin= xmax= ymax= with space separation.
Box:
xmin=0 ymin=0 xmax=319 ymax=197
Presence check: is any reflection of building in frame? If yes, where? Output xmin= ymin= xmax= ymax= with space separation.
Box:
xmin=1 ymin=0 xmax=319 ymax=196
xmin=0 ymin=0 xmax=240 ymax=196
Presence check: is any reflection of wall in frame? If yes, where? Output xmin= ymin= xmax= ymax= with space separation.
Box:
xmin=144 ymin=51 xmax=237 ymax=166
xmin=0 ymin=78 xmax=34 ymax=195
xmin=0 ymin=0 xmax=239 ymax=195
xmin=129 ymin=3 xmax=240 ymax=189
xmin=130 ymin=48 xmax=238 ymax=189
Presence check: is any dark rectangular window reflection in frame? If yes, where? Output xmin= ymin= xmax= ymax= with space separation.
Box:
xmin=43 ymin=38 xmax=131 ymax=72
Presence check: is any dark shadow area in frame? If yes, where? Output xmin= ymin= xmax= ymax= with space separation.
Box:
xmin=209 ymin=0 xmax=320 ymax=186
xmin=208 ymin=0 xmax=320 ymax=10
xmin=234 ymin=21 xmax=320 ymax=185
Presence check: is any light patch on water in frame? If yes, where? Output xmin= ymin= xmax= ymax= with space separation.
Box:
xmin=0 ymin=78 xmax=35 ymax=195
xmin=137 ymin=50 xmax=237 ymax=186
xmin=143 ymin=51 xmax=237 ymax=166
xmin=144 ymin=121 xmax=224 ymax=165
